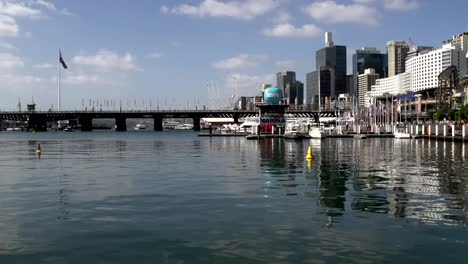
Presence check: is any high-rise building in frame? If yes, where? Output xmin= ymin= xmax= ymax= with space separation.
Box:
xmin=315 ymin=32 xmax=347 ymax=97
xmin=261 ymin=83 xmax=272 ymax=92
xmin=306 ymin=70 xmax=332 ymax=111
xmin=406 ymin=43 xmax=467 ymax=92
xmin=237 ymin=96 xmax=256 ymax=110
xmin=368 ymin=43 xmax=467 ymax=99
xmin=443 ymin=32 xmax=468 ymax=51
xmin=305 ymin=32 xmax=346 ymax=111
xmin=358 ymin=69 xmax=379 ymax=107
xmin=387 ymin=41 xmax=410 ymax=77
xmin=276 ymin=71 xmax=303 ymax=105
xmin=352 ymin=48 xmax=388 ymax=106
xmin=284 ymin=81 xmax=304 ymax=105
xmin=346 ymin=74 xmax=354 ymax=96
xmin=277 ymin=71 xmax=296 ymax=93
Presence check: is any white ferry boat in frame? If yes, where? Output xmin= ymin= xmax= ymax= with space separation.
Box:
xmin=134 ymin=121 xmax=147 ymax=130
xmin=174 ymin=124 xmax=193 ymax=130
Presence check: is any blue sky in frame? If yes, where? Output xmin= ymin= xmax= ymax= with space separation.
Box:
xmin=0 ymin=0 xmax=467 ymax=110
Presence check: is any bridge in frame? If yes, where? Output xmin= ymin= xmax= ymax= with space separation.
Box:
xmin=0 ymin=110 xmax=336 ymax=132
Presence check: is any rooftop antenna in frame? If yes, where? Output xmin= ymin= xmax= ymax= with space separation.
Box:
xmin=408 ymin=37 xmax=416 ymax=49
xmin=325 ymin=32 xmax=334 ymax=47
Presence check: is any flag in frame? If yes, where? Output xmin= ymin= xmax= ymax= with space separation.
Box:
xmin=59 ymin=50 xmax=68 ymax=69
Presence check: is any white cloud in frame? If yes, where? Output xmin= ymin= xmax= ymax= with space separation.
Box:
xmin=160 ymin=6 xmax=169 ymax=13
xmin=303 ymin=1 xmax=379 ymax=26
xmin=224 ymin=73 xmax=274 ymax=96
xmin=72 ymin=50 xmax=139 ymax=71
xmin=274 ymin=60 xmax=297 ymax=70
xmin=0 ymin=74 xmax=41 ymax=86
xmin=161 ymin=0 xmax=280 ymax=20
xmin=35 ymin=0 xmax=56 ymax=11
xmin=213 ymin=54 xmax=266 ymax=70
xmin=147 ymin=52 xmax=162 ymax=59
xmin=63 ymin=73 xmax=112 ymax=85
xmin=0 ymin=42 xmax=16 ymax=50
xmin=384 ymin=0 xmax=419 ymax=11
xmin=0 ymin=53 xmax=24 ymax=69
xmin=33 ymin=63 xmax=55 ymax=69
xmin=273 ymin=11 xmax=291 ymax=23
xmin=263 ymin=23 xmax=321 ymax=38
xmin=0 ymin=1 xmax=41 ymax=17
xmin=0 ymin=1 xmax=72 ymax=38
xmin=0 ymin=15 xmax=19 ymax=36
xmin=35 ymin=0 xmax=73 ymax=15
xmin=353 ymin=0 xmax=375 ymax=3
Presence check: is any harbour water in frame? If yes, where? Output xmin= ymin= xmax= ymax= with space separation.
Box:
xmin=0 ymin=132 xmax=467 ymax=263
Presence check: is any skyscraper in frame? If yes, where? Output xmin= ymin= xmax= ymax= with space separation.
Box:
xmin=285 ymin=81 xmax=304 ymax=105
xmin=277 ymin=71 xmax=296 ymax=93
xmin=315 ymin=32 xmax=347 ymax=98
xmin=358 ymin=68 xmax=379 ymax=107
xmin=306 ymin=32 xmax=347 ymax=111
xmin=387 ymin=41 xmax=409 ymax=77
xmin=346 ymin=74 xmax=354 ymax=96
xmin=306 ymin=69 xmax=331 ymax=111
xmin=277 ymin=71 xmax=303 ymax=105
xmin=443 ymin=32 xmax=468 ymax=51
xmin=352 ymin=48 xmax=388 ymax=108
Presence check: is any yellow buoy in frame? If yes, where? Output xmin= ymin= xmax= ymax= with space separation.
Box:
xmin=36 ymin=144 xmax=42 ymax=154
xmin=306 ymin=146 xmax=313 ymax=160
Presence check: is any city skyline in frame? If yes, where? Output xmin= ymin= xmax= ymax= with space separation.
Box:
xmin=0 ymin=0 xmax=467 ymax=110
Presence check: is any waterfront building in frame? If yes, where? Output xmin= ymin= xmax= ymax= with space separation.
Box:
xmin=406 ymin=43 xmax=467 ymax=92
xmin=358 ymin=69 xmax=379 ymax=107
xmin=387 ymin=41 xmax=410 ymax=77
xmin=407 ymin=46 xmax=435 ymax=60
xmin=369 ymin=43 xmax=467 ymax=98
xmin=369 ymin=72 xmax=411 ymax=98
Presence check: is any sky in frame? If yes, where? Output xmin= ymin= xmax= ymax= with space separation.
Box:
xmin=0 ymin=0 xmax=467 ymax=111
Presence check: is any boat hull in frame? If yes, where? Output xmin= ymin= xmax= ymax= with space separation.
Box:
xmin=309 ymin=129 xmax=325 ymax=139
xmin=394 ymin=132 xmax=411 ymax=139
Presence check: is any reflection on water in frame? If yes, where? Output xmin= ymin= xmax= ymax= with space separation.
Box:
xmin=0 ymin=132 xmax=467 ymax=263
xmin=258 ymin=138 xmax=468 ymax=226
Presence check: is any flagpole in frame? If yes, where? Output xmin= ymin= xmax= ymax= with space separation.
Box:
xmin=58 ymin=49 xmax=61 ymax=111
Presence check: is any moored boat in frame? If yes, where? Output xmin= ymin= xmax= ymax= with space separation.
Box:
xmin=283 ymin=131 xmax=303 ymax=139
